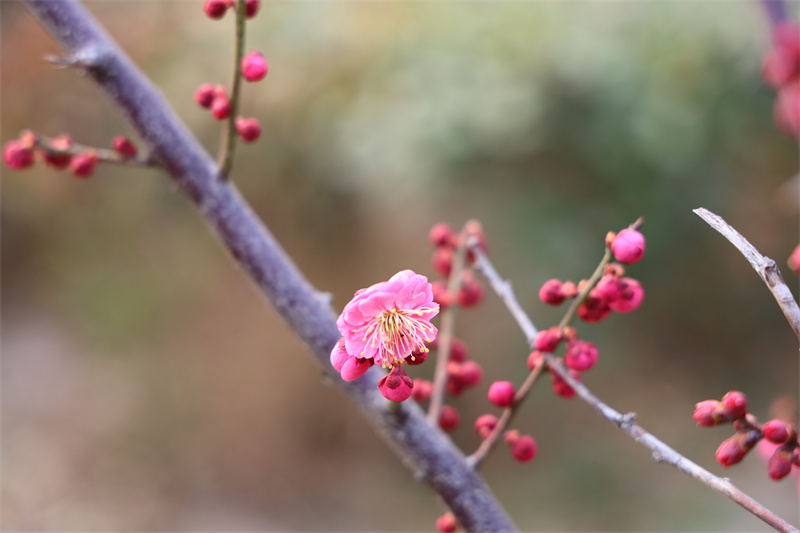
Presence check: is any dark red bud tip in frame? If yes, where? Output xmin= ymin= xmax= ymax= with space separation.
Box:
xmin=487 ymin=381 xmax=515 ymax=407
xmin=534 ymin=327 xmax=562 ymax=352
xmin=438 ymin=405 xmax=460 ymax=432
xmin=509 ymin=434 xmax=537 ymax=462
xmin=720 ymin=390 xmax=748 ymax=419
xmin=2 ymin=140 xmax=35 ymax=170
xmin=241 ymin=51 xmax=269 ymax=82
xmin=539 ymin=279 xmax=565 ymax=305
xmin=203 ymin=0 xmax=230 ymax=19
xmin=411 ymin=379 xmax=432 ymax=402
xmin=435 ymin=512 xmax=459 ymax=533
xmin=429 ymin=222 xmax=455 ymax=248
xmin=457 ymin=273 xmax=484 ymax=308
xmin=111 ymin=135 xmax=138 ymax=158
xmin=716 ymin=430 xmax=760 ymax=467
xmin=245 ymin=0 xmax=260 ymax=18
xmin=474 ymin=414 xmax=498 ymax=439
xmin=211 ymin=96 xmax=232 ymax=120
xmin=768 ymin=447 xmax=794 ymax=480
xmin=195 ymin=83 xmax=216 ymax=108
xmin=611 ymin=228 xmax=645 ymax=264
xmin=70 ymin=150 xmax=98 ymax=178
xmin=235 ymin=117 xmax=262 ymax=143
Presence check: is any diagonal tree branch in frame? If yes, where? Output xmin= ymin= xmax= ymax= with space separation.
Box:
xmin=22 ymin=1 xmax=516 ymax=531
xmin=694 ymin=208 xmax=800 ymax=344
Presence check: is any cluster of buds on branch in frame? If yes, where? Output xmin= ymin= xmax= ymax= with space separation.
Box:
xmin=694 ymin=391 xmax=799 ymax=481
xmin=2 ymin=130 xmax=146 ymax=178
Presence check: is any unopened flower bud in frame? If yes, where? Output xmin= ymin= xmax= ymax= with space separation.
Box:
xmin=788 ymin=244 xmax=800 ymax=275
xmin=111 ymin=135 xmax=137 ymax=158
xmin=431 ymin=281 xmax=452 ymax=309
xmin=716 ymin=430 xmax=760 ymax=467
xmin=487 ymin=380 xmax=515 ymax=407
xmin=405 ymin=348 xmax=428 ymax=366
xmin=607 ymin=277 xmax=644 ymax=313
xmin=431 ymin=246 xmax=453 ymax=277
xmin=411 ymin=379 xmax=432 ymax=402
xmin=551 ymin=368 xmax=580 ymax=399
xmin=235 ymin=117 xmax=261 ymax=142
xmin=2 ymin=140 xmax=35 ymax=170
xmin=539 ymin=279 xmax=565 ymax=305
xmin=720 ymin=390 xmax=748 ymax=420
xmin=429 ymin=222 xmax=455 ymax=248
xmin=377 ymin=365 xmax=414 ymax=402
xmin=693 ymin=400 xmax=724 ymax=427
xmin=438 ymin=405 xmax=460 ymax=432
xmin=435 ymin=512 xmax=458 ymax=533
xmin=561 ymin=281 xmax=578 ymax=299
xmin=534 ymin=327 xmax=562 ymax=352
xmin=245 ymin=0 xmax=260 ymax=18
xmin=474 ymin=414 xmax=498 ymax=439
xmin=762 ymin=419 xmax=796 ymax=445
xmin=449 ymin=337 xmax=468 ymax=362
xmin=576 ymin=290 xmax=611 ymax=323
xmin=509 ymin=434 xmax=537 ymax=462
xmin=768 ymin=446 xmax=794 ymax=480
xmin=241 ymin=51 xmax=268 ymax=82
xmin=611 ymin=228 xmax=645 ymax=264
xmin=195 ymin=83 xmax=216 ymax=108
xmin=527 ymin=350 xmax=544 ymax=371
xmin=203 ymin=0 xmax=230 ymax=19
xmin=211 ymin=96 xmax=232 ymax=120
xmin=456 ymin=360 xmax=483 ymax=387
xmin=70 ymin=150 xmax=98 ymax=178
xmin=457 ymin=273 xmax=484 ymax=308
xmin=564 ymin=339 xmax=598 ymax=372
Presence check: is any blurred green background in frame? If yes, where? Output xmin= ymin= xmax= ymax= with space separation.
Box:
xmin=2 ymin=1 xmax=799 ymax=530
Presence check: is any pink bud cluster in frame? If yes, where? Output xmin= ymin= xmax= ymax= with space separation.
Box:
xmin=478 ymin=381 xmax=538 ymax=463
xmin=539 ymin=228 xmax=646 ymax=323
xmin=197 ymin=1 xmax=267 ymax=144
xmin=527 ymin=327 xmax=593 ymax=399
xmin=428 ymin=221 xmax=488 ymax=309
xmin=2 ymin=130 xmax=139 ymax=179
xmin=412 ymin=336 xmax=484 ymax=433
xmin=761 ymin=21 xmax=800 ymax=138
xmin=694 ymin=391 xmax=799 ymax=480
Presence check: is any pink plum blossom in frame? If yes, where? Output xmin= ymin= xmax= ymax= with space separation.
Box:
xmin=331 ymin=269 xmax=439 ymax=401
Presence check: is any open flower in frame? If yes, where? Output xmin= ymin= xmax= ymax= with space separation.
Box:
xmin=331 ymin=269 xmax=439 ymax=401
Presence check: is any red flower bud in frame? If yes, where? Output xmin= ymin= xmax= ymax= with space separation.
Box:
xmin=693 ymin=400 xmax=724 ymax=427
xmin=534 ymin=327 xmax=562 ymax=353
xmin=235 ymin=117 xmax=261 ymax=142
xmin=474 ymin=413 xmax=498 ymax=439
xmin=203 ymin=0 xmax=230 ymax=19
xmin=720 ymin=390 xmax=748 ymax=420
xmin=435 ymin=512 xmax=458 ymax=533
xmin=245 ymin=0 xmax=260 ymax=18
xmin=564 ymin=339 xmax=598 ymax=372
xmin=768 ymin=446 xmax=794 ymax=480
xmin=762 ymin=419 xmax=796 ymax=445
xmin=377 ymin=365 xmax=413 ymax=402
xmin=429 ymin=222 xmax=455 ymax=248
xmin=111 ymin=135 xmax=138 ymax=158
xmin=211 ymin=96 xmax=232 ymax=120
xmin=487 ymin=381 xmax=516 ymax=407
xmin=241 ymin=51 xmax=268 ymax=82
xmin=509 ymin=434 xmax=537 ymax=462
xmin=611 ymin=228 xmax=645 ymax=264
xmin=539 ymin=279 xmax=565 ymax=305
xmin=70 ymin=150 xmax=98 ymax=178
xmin=788 ymin=244 xmax=800 ymax=275
xmin=716 ymin=430 xmax=760 ymax=467
xmin=195 ymin=83 xmax=216 ymax=108
xmin=411 ymin=379 xmax=432 ymax=402
xmin=607 ymin=277 xmax=644 ymax=314
xmin=457 ymin=273 xmax=484 ymax=308
xmin=2 ymin=140 xmax=35 ymax=170
xmin=438 ymin=405 xmax=460 ymax=432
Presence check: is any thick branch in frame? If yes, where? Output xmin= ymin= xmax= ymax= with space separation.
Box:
xmin=694 ymin=208 xmax=800 ymax=344
xmin=22 ymin=1 xmax=515 ymax=531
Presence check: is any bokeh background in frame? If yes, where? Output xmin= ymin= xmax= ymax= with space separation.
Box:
xmin=2 ymin=1 xmax=799 ymax=531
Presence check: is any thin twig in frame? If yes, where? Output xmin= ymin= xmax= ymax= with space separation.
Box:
xmin=472 ymin=237 xmax=799 ymax=533
xmin=694 ymin=208 xmax=800 ymax=344
xmin=219 ymin=0 xmax=247 ymax=178
xmin=428 ymin=228 xmax=468 ymax=424
xmin=21 ymin=2 xmax=516 ymax=531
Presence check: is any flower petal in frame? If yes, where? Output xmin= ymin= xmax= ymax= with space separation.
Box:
xmin=341 ymin=357 xmax=371 ymax=381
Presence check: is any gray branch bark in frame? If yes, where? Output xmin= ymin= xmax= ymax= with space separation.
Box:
xmin=22 ymin=1 xmax=516 ymax=531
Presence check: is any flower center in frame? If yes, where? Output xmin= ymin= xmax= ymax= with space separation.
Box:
xmin=363 ymin=306 xmax=436 ymax=367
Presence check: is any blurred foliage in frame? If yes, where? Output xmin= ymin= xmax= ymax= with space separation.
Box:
xmin=2 ymin=1 xmax=799 ymax=531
